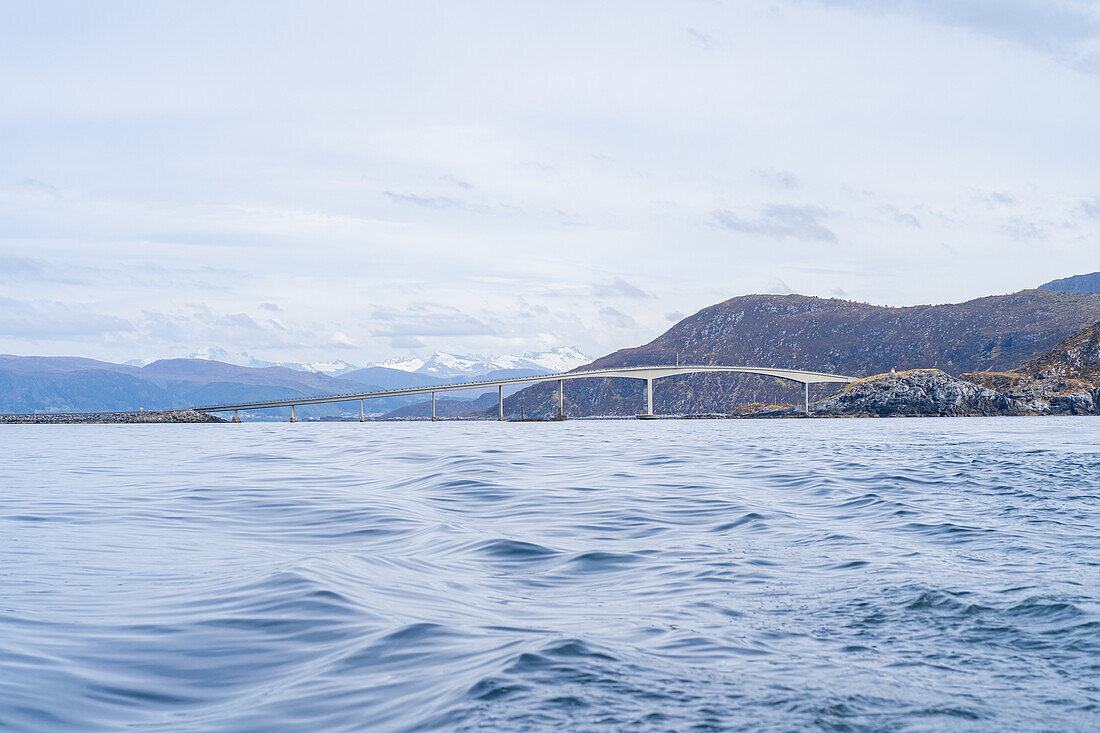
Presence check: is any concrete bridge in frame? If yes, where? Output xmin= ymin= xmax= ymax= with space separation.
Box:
xmin=193 ymin=365 xmax=855 ymax=422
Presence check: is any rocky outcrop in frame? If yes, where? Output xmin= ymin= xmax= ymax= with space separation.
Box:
xmin=1038 ymin=270 xmax=1100 ymax=295
xmin=0 ymin=409 xmax=225 ymax=424
xmin=795 ymin=370 xmax=1032 ymax=417
xmin=965 ymin=321 xmax=1100 ymax=415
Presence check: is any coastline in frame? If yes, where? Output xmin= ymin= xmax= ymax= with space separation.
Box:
xmin=0 ymin=409 xmax=225 ymax=424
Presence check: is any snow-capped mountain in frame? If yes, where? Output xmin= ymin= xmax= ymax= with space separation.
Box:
xmin=521 ymin=346 xmax=591 ymax=373
xmin=144 ymin=348 xmax=362 ymax=375
xmin=365 ymin=347 xmax=591 ymax=379
xmin=127 ymin=346 xmax=590 ymax=380
xmin=368 ymin=356 xmax=427 ymax=373
xmin=261 ymin=356 xmax=356 ymax=374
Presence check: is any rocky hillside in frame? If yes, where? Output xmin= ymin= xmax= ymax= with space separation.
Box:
xmin=1038 ymin=271 xmax=1100 ymax=295
xmin=488 ymin=289 xmax=1100 ymax=418
xmin=965 ymin=321 xmax=1100 ymax=415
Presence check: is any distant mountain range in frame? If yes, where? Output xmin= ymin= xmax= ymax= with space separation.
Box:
xmin=124 ymin=346 xmax=590 ymax=381
xmin=0 ymin=347 xmax=590 ymax=417
xmin=341 ymin=347 xmax=590 ymax=379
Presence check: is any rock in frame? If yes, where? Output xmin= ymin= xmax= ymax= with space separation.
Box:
xmin=965 ymin=320 xmax=1100 ymax=415
xmin=795 ymin=369 xmax=1033 ymax=417
xmin=0 ymin=409 xmax=225 ymax=424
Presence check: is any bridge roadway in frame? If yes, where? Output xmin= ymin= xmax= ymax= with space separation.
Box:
xmin=194 ymin=365 xmax=855 ymax=422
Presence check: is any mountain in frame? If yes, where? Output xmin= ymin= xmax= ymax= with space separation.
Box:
xmin=489 ymin=289 xmax=1100 ymax=418
xmin=0 ymin=356 xmax=420 ymax=417
xmin=336 ymin=366 xmax=444 ymax=390
xmin=379 ymin=392 xmax=500 ymax=419
xmin=966 ymin=320 xmax=1100 ymax=414
xmin=127 ymin=348 xmax=361 ymax=375
xmin=0 ymin=350 xmax=577 ymax=417
xmin=185 ymin=348 xmax=360 ymax=375
xmin=1038 ymin=271 xmax=1100 ymax=295
xmin=368 ymin=356 xmax=427 ymax=372
xmin=1015 ymin=319 xmax=1100 ymax=382
xmin=366 ymin=348 xmax=591 ymax=379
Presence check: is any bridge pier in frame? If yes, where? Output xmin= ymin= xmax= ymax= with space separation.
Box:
xmin=638 ymin=378 xmax=658 ymax=419
xmin=558 ymin=379 xmax=565 ymax=420
xmin=290 ymin=405 xmax=295 ymax=423
xmin=431 ymin=392 xmax=436 ymax=422
xmin=360 ymin=399 xmax=365 ymax=422
xmin=231 ymin=409 xmax=241 ymax=423
xmin=498 ymin=385 xmax=503 ymax=421
xmin=804 ymin=383 xmax=810 ymax=415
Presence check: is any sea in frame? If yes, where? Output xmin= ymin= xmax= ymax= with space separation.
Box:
xmin=1 ymin=418 xmax=1098 ymax=731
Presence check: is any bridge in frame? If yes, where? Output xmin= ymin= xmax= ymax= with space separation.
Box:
xmin=193 ymin=365 xmax=855 ymax=422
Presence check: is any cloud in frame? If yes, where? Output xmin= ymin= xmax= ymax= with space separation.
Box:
xmin=442 ymin=174 xmax=474 ymax=190
xmin=767 ymin=279 xmax=795 ymax=295
xmin=258 ymin=302 xmax=281 ymax=312
xmin=382 ymin=191 xmax=460 ymax=209
xmin=885 ymin=205 xmax=921 ymax=228
xmin=830 ymin=287 xmax=848 ymax=297
xmin=665 ymin=311 xmax=686 ymax=322
xmin=0 ymin=297 xmax=136 ymax=339
xmin=1078 ymin=199 xmax=1100 ymax=218
xmin=1001 ymin=217 xmax=1045 ymax=240
xmin=986 ymin=191 xmax=1017 ymax=206
xmin=756 ymin=169 xmax=800 ymax=190
xmin=685 ymin=27 xmax=717 ymax=50
xmin=370 ymin=305 xmax=493 ymax=339
xmin=0 ymin=255 xmax=46 ymax=278
xmin=388 ymin=335 xmax=425 ymax=349
xmin=803 ymin=0 xmax=1100 ymax=72
xmin=330 ymin=331 xmax=356 ymax=347
xmin=20 ymin=178 xmax=60 ymax=198
xmin=221 ymin=313 xmax=260 ymax=329
xmin=598 ymin=306 xmax=637 ymax=329
xmin=591 ymin=277 xmax=655 ymax=299
xmin=711 ymin=205 xmax=837 ymax=243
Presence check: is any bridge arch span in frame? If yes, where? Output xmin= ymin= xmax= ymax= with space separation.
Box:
xmin=193 ymin=365 xmax=855 ymax=420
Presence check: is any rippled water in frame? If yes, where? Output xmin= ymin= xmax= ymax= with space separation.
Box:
xmin=2 ymin=418 xmax=1099 ymax=731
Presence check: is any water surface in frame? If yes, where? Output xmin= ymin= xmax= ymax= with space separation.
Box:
xmin=2 ymin=418 xmax=1099 ymax=730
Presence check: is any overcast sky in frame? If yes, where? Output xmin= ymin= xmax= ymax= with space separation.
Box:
xmin=3 ymin=0 xmax=1100 ymax=364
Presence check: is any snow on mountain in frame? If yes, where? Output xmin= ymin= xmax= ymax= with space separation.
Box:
xmin=270 ymin=359 xmax=359 ymax=375
xmin=368 ymin=356 xmax=427 ymax=373
xmin=364 ymin=348 xmax=591 ymax=380
xmin=179 ymin=348 xmax=359 ymax=375
xmin=135 ymin=346 xmax=589 ymax=380
xmin=521 ymin=346 xmax=591 ymax=372
xmin=416 ymin=353 xmax=495 ymax=379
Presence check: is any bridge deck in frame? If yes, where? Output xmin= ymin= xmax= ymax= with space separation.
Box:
xmin=193 ymin=365 xmax=854 ymax=413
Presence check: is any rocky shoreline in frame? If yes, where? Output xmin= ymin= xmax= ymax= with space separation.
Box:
xmin=0 ymin=409 xmax=225 ymax=424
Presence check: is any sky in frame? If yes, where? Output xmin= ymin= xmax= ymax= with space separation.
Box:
xmin=2 ymin=0 xmax=1100 ymax=364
